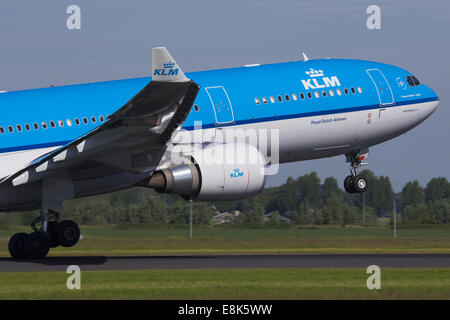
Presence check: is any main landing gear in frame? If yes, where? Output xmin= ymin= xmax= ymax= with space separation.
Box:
xmin=344 ymin=149 xmax=369 ymax=194
xmin=8 ymin=209 xmax=80 ymax=259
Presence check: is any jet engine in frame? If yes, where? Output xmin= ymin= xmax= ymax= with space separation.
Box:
xmin=139 ymin=143 xmax=266 ymax=201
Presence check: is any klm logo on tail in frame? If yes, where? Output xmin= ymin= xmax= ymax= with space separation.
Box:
xmin=301 ymin=68 xmax=341 ymax=90
xmin=153 ymin=61 xmax=179 ymax=76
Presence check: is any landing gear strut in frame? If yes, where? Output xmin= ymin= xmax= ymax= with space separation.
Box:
xmin=8 ymin=210 xmax=80 ymax=259
xmin=344 ymin=149 xmax=369 ymax=194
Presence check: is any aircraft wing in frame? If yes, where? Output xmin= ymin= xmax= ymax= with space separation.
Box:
xmin=3 ymin=47 xmax=200 ymax=187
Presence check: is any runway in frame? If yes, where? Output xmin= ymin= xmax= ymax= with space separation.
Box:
xmin=1 ymin=254 xmax=450 ymax=272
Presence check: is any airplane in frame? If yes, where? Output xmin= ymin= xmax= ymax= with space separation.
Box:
xmin=0 ymin=47 xmax=439 ymax=259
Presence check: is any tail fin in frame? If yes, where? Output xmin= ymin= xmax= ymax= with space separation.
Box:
xmin=152 ymin=47 xmax=188 ymax=82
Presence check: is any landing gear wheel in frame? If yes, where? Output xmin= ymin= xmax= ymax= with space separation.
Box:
xmin=57 ymin=220 xmax=80 ymax=247
xmin=344 ymin=175 xmax=356 ymax=193
xmin=8 ymin=233 xmax=29 ymax=259
xmin=353 ymin=175 xmax=368 ymax=193
xmin=24 ymin=233 xmax=50 ymax=259
xmin=47 ymin=221 xmax=60 ymax=248
xmin=344 ymin=149 xmax=369 ymax=194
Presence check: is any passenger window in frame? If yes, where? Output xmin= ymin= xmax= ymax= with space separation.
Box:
xmin=329 ymin=90 xmax=335 ymax=97
xmin=255 ymin=98 xmax=260 ymax=105
xmin=357 ymin=86 xmax=363 ymax=93
xmin=336 ymin=89 xmax=342 ymax=96
xmin=262 ymin=97 xmax=268 ymax=104
xmin=8 ymin=126 xmax=13 ymax=133
xmin=300 ymin=93 xmax=305 ymax=100
xmin=314 ymin=91 xmax=320 ymax=98
xmin=277 ymin=95 xmax=283 ymax=102
xmin=42 ymin=122 xmax=47 ymax=129
xmin=16 ymin=125 xmax=22 ymax=132
xmin=25 ymin=124 xmax=30 ymax=131
xmin=50 ymin=121 xmax=56 ymax=128
xmin=322 ymin=90 xmax=327 ymax=97
xmin=33 ymin=123 xmax=39 ymax=130
xmin=307 ymin=92 xmax=312 ymax=99
xmin=270 ymin=96 xmax=275 ymax=103
xmin=58 ymin=120 xmax=64 ymax=127
xmin=91 ymin=116 xmax=97 ymax=123
xmin=0 ymin=127 xmax=4 ymax=134
xmin=99 ymin=115 xmax=105 ymax=122
xmin=285 ymin=94 xmax=290 ymax=101
xmin=66 ymin=119 xmax=72 ymax=127
xmin=83 ymin=117 xmax=88 ymax=124
xmin=344 ymin=88 xmax=349 ymax=95
xmin=292 ymin=94 xmax=298 ymax=101
xmin=75 ymin=118 xmax=80 ymax=125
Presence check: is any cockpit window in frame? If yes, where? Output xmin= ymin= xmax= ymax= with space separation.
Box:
xmin=407 ymin=76 xmax=414 ymax=87
xmin=407 ymin=75 xmax=420 ymax=87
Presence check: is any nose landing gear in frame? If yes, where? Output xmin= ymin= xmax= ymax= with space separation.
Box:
xmin=8 ymin=209 xmax=80 ymax=259
xmin=344 ymin=149 xmax=369 ymax=194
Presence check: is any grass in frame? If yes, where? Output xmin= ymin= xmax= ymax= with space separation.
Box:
xmin=1 ymin=225 xmax=449 ymax=300
xmin=1 ymin=225 xmax=450 ymax=256
xmin=0 ymin=268 xmax=449 ymax=299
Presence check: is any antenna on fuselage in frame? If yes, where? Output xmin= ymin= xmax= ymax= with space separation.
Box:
xmin=302 ymin=52 xmax=309 ymax=62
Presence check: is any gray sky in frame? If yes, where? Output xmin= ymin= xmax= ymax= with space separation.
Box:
xmin=0 ymin=0 xmax=449 ymax=191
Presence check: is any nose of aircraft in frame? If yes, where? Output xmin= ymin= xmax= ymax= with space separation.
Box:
xmin=422 ymin=85 xmax=439 ymax=118
xmin=429 ymin=85 xmax=439 ymax=108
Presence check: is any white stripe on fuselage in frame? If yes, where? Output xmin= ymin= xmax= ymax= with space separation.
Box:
xmin=0 ymin=146 xmax=61 ymax=181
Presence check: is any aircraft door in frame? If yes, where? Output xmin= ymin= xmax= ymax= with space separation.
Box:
xmin=205 ymin=86 xmax=235 ymax=124
xmin=366 ymin=69 xmax=394 ymax=106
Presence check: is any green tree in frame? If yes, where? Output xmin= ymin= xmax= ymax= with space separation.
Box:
xmin=271 ymin=211 xmax=280 ymax=224
xmin=296 ymin=201 xmax=307 ymax=224
xmin=351 ymin=170 xmax=393 ymax=216
xmin=192 ymin=202 xmax=216 ymax=225
xmin=322 ymin=193 xmax=343 ymax=225
xmin=322 ymin=177 xmax=341 ymax=205
xmin=402 ymin=180 xmax=425 ymax=207
xmin=298 ymin=172 xmax=322 ymax=208
xmin=426 ymin=178 xmax=450 ymax=202
xmin=241 ymin=198 xmax=265 ymax=226
xmin=272 ymin=177 xmax=299 ymax=214
xmin=341 ymin=204 xmax=360 ymax=225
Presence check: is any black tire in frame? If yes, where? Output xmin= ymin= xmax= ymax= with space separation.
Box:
xmin=57 ymin=220 xmax=80 ymax=247
xmin=353 ymin=175 xmax=369 ymax=193
xmin=48 ymin=221 xmax=60 ymax=248
xmin=8 ymin=233 xmax=29 ymax=259
xmin=24 ymin=233 xmax=50 ymax=259
xmin=344 ymin=175 xmax=356 ymax=193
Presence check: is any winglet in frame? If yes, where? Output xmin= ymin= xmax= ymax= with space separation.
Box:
xmin=152 ymin=47 xmax=188 ymax=82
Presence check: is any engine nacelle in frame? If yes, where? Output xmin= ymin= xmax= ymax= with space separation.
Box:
xmin=139 ymin=143 xmax=266 ymax=201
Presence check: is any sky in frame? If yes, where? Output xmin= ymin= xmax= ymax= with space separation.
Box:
xmin=0 ymin=0 xmax=448 ymax=192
